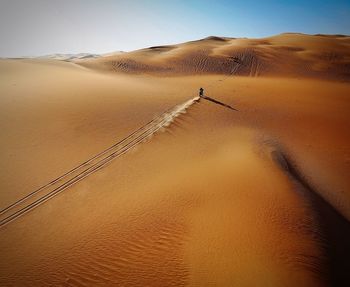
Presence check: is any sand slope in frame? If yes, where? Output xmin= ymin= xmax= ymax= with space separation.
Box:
xmin=1 ymin=34 xmax=350 ymax=286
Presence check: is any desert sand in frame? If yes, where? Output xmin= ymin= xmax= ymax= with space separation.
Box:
xmin=0 ymin=33 xmax=350 ymax=286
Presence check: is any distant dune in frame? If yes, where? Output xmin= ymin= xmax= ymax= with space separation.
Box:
xmin=77 ymin=33 xmax=350 ymax=81
xmin=37 ymin=53 xmax=101 ymax=61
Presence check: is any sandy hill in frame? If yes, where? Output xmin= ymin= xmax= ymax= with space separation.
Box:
xmin=77 ymin=33 xmax=350 ymax=80
xmin=1 ymin=33 xmax=350 ymax=286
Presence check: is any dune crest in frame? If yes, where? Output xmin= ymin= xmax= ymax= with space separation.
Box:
xmin=77 ymin=33 xmax=350 ymax=81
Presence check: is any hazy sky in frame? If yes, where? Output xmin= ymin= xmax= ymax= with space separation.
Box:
xmin=0 ymin=0 xmax=349 ymax=57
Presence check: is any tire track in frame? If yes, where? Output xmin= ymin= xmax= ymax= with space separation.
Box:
xmin=0 ymin=117 xmax=157 ymax=216
xmin=0 ymin=97 xmax=200 ymax=227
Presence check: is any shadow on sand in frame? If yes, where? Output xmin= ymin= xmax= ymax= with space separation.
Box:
xmin=272 ymin=150 xmax=350 ymax=286
xmin=200 ymin=95 xmax=238 ymax=111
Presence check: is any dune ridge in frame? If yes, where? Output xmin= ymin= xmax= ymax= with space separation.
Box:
xmin=77 ymin=33 xmax=350 ymax=81
xmin=270 ymin=147 xmax=350 ymax=286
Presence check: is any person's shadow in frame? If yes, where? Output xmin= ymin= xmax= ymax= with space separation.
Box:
xmin=200 ymin=94 xmax=238 ymax=111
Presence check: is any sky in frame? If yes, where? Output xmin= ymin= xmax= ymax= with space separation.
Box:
xmin=0 ymin=0 xmax=349 ymax=57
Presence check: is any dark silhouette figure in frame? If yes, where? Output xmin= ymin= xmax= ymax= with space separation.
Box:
xmin=231 ymin=56 xmax=242 ymax=64
xmin=199 ymin=87 xmax=204 ymax=97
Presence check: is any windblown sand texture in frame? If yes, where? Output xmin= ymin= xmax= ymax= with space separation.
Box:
xmin=1 ymin=33 xmax=350 ymax=286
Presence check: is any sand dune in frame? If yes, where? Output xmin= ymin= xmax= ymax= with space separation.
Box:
xmin=78 ymin=33 xmax=350 ymax=80
xmin=1 ymin=34 xmax=350 ymax=286
xmin=37 ymin=53 xmax=100 ymax=61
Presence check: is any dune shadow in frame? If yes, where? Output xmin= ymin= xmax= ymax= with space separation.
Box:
xmin=271 ymin=150 xmax=350 ymax=286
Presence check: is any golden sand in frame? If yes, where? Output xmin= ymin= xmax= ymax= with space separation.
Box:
xmin=1 ymin=34 xmax=350 ymax=286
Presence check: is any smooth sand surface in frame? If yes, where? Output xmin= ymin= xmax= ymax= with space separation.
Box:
xmin=1 ymin=34 xmax=350 ymax=286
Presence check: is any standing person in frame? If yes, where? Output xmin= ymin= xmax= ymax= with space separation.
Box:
xmin=199 ymin=87 xmax=204 ymax=97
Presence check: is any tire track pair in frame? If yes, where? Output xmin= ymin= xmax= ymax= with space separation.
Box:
xmin=0 ymin=97 xmax=200 ymax=227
